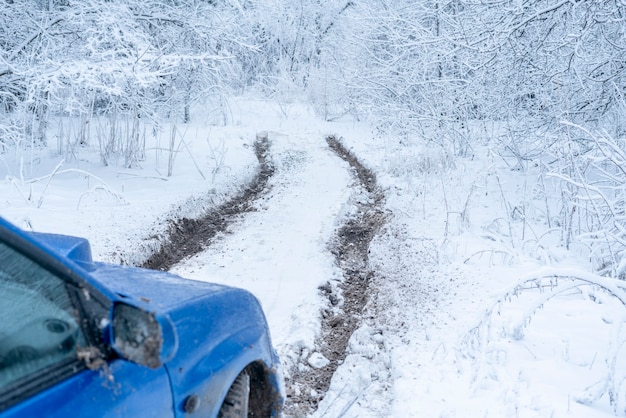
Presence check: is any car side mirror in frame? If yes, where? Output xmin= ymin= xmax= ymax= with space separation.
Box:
xmin=110 ymin=303 xmax=178 ymax=369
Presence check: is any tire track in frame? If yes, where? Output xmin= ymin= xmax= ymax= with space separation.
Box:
xmin=138 ymin=132 xmax=386 ymax=417
xmin=284 ymin=136 xmax=387 ymax=416
xmin=141 ymin=133 xmax=274 ymax=271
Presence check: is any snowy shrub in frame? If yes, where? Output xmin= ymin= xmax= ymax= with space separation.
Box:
xmin=547 ymin=124 xmax=626 ymax=278
xmin=385 ymin=144 xmax=456 ymax=178
xmin=462 ymin=268 xmax=626 ymax=414
xmin=0 ymin=0 xmax=257 ymax=167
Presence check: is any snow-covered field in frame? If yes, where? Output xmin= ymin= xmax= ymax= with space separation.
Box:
xmin=1 ymin=100 xmax=625 ymax=417
xmin=323 ymin=128 xmax=626 ymax=417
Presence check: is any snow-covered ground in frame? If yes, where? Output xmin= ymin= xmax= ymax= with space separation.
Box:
xmin=1 ymin=100 xmax=625 ymax=417
xmin=320 ymin=130 xmax=626 ymax=417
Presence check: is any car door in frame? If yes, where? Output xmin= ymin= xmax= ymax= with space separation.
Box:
xmin=0 ymin=238 xmax=174 ymax=417
xmin=3 ymin=360 xmax=174 ymax=418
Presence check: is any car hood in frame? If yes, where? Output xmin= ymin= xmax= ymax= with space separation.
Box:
xmin=88 ymin=262 xmax=231 ymax=311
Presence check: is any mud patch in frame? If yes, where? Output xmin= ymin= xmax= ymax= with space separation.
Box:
xmin=141 ymin=134 xmax=274 ymax=271
xmin=284 ymin=136 xmax=386 ymax=416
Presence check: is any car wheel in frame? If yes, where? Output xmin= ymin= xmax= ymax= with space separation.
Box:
xmin=217 ymin=371 xmax=250 ymax=418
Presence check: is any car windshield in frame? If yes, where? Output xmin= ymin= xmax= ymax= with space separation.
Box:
xmin=0 ymin=242 xmax=86 ymax=390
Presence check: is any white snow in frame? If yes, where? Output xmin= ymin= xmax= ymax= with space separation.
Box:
xmin=1 ymin=100 xmax=625 ymax=417
xmin=170 ymin=126 xmax=353 ymax=371
xmin=307 ymin=353 xmax=330 ymax=370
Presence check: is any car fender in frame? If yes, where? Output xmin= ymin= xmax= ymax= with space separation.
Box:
xmin=167 ymin=324 xmax=281 ymax=417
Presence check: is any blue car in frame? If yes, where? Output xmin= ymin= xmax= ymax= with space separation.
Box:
xmin=0 ymin=217 xmax=283 ymax=417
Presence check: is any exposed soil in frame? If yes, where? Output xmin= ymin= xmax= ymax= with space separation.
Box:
xmin=283 ymin=136 xmax=387 ymax=416
xmin=141 ymin=133 xmax=274 ymax=271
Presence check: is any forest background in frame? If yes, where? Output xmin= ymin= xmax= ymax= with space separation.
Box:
xmin=2 ymin=0 xmax=625 ymax=276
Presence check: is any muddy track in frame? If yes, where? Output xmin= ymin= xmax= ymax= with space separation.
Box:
xmin=284 ymin=136 xmax=386 ymax=416
xmin=139 ymin=133 xmax=385 ymax=416
xmin=141 ymin=134 xmax=274 ymax=271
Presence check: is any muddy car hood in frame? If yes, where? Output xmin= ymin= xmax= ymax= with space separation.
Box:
xmin=23 ymin=231 xmax=228 ymax=310
xmin=87 ymin=262 xmax=230 ymax=311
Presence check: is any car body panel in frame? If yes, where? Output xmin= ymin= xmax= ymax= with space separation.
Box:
xmin=26 ymin=232 xmax=93 ymax=267
xmin=1 ymin=360 xmax=173 ymax=418
xmin=87 ymin=263 xmax=282 ymax=416
xmin=169 ymin=324 xmax=283 ymax=416
xmin=88 ymin=263 xmax=232 ymax=311
xmin=0 ymin=217 xmax=284 ymax=417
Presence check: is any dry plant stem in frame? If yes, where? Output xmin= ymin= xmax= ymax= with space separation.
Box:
xmin=176 ymin=128 xmax=206 ymax=180
xmin=495 ymin=172 xmax=515 ymax=248
xmin=168 ymin=123 xmax=176 ymax=177
xmin=465 ymin=269 xmax=626 ymax=403
xmin=440 ymin=174 xmax=450 ymax=239
xmin=37 ymin=159 xmax=64 ymax=208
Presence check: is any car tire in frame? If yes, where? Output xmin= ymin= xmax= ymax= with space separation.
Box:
xmin=217 ymin=371 xmax=250 ymax=418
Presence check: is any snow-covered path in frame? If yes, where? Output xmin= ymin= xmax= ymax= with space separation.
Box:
xmin=170 ymin=131 xmax=353 ymax=372
xmin=2 ymin=101 xmax=624 ymax=417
